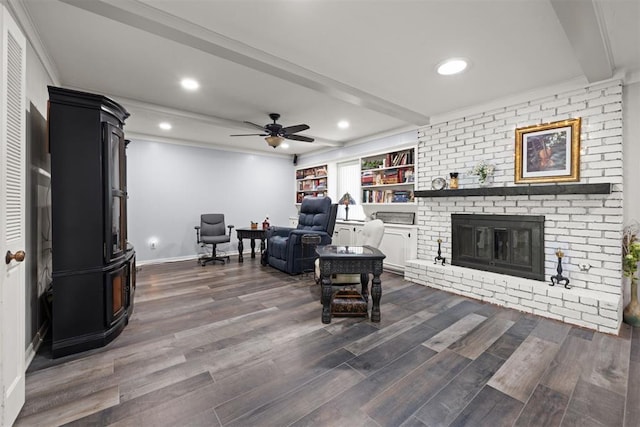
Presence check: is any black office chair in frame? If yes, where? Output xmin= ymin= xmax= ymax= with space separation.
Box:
xmin=195 ymin=214 xmax=234 ymax=266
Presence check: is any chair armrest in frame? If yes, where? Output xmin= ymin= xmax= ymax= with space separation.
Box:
xmin=267 ymin=226 xmax=295 ymax=239
xmin=288 ymin=229 xmax=332 ymax=245
xmin=195 ymin=225 xmax=201 ymax=243
xmin=227 ymin=225 xmax=234 ymax=236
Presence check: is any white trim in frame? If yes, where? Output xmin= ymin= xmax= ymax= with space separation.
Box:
xmin=136 ymin=250 xmax=262 ymax=266
xmin=5 ymin=0 xmax=60 ymax=85
xmin=343 ymin=125 xmax=419 ymax=147
xmin=25 ymin=322 xmax=47 ymax=368
xmin=429 ymin=74 xmax=627 ymax=126
xmin=127 ymin=133 xmax=294 ymax=159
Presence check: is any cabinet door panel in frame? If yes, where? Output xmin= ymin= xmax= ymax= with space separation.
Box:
xmin=106 ymin=263 xmax=127 ymax=326
xmin=333 ymin=225 xmax=353 ymax=246
xmin=379 ymin=227 xmax=417 ymax=272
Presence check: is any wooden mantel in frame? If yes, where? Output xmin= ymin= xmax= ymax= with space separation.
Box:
xmin=414 ymin=183 xmax=612 ymax=198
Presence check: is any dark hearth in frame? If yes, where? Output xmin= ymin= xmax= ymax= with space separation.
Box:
xmin=452 ymin=214 xmax=545 ymax=281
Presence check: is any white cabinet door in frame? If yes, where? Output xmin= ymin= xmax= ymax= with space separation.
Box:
xmin=0 ymin=6 xmax=26 ymax=425
xmin=333 ymin=224 xmax=355 ymax=246
xmin=379 ymin=225 xmax=417 ymax=272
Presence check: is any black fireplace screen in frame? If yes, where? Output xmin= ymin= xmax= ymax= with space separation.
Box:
xmin=452 ymin=214 xmax=545 ymax=281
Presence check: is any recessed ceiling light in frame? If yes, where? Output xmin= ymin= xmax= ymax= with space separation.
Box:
xmin=159 ymin=122 xmax=172 ymax=130
xmin=437 ymin=58 xmax=468 ymax=76
xmin=337 ymin=120 xmax=350 ymax=129
xmin=180 ymin=78 xmax=199 ymax=91
xmin=280 ymin=142 xmax=290 ymax=149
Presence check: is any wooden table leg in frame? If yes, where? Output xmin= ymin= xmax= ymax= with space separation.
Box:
xmin=371 ymin=272 xmax=382 ymax=322
xmin=360 ymin=273 xmax=369 ymax=302
xmin=250 ymin=238 xmax=256 ymax=258
xmin=321 ymin=273 xmax=333 ymax=324
xmin=238 ymin=238 xmax=244 ymax=263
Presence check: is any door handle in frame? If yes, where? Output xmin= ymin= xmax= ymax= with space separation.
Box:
xmin=5 ymin=250 xmax=26 ymax=265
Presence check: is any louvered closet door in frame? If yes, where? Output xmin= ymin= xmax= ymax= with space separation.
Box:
xmin=0 ymin=5 xmax=26 ymax=426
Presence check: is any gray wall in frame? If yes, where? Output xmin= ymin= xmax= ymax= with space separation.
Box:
xmin=127 ymin=139 xmax=298 ymax=263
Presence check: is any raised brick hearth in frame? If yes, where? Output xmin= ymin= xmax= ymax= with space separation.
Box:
xmin=405 ymin=79 xmax=624 ymax=334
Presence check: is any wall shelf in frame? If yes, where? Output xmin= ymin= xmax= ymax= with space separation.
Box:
xmin=415 ymin=183 xmax=612 ymax=198
xmin=296 ymin=164 xmax=328 ymax=203
xmin=361 ymin=148 xmax=415 ymax=204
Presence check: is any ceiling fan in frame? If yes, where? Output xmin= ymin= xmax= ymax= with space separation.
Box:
xmin=231 ymin=113 xmax=314 ymax=148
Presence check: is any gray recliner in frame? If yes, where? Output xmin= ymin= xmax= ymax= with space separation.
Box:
xmin=195 ymin=214 xmax=234 ymax=265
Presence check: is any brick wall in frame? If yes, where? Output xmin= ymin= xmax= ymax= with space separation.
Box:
xmin=405 ymin=80 xmax=624 ymax=334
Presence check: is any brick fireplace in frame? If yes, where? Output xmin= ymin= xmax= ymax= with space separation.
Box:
xmin=405 ymin=80 xmax=624 ymax=334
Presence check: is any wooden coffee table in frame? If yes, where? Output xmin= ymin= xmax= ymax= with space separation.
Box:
xmin=236 ymin=228 xmax=267 ymax=263
xmin=316 ymin=245 xmax=386 ymax=324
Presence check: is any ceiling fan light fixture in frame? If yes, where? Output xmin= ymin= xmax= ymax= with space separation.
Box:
xmin=437 ymin=58 xmax=468 ymax=75
xmin=265 ymin=135 xmax=284 ymax=148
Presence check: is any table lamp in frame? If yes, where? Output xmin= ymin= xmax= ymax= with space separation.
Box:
xmin=340 ymin=192 xmax=356 ymax=221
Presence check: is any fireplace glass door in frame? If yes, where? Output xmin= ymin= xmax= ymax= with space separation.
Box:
xmin=452 ymin=214 xmax=544 ymax=281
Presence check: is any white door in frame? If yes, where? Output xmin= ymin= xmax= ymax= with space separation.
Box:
xmin=0 ymin=5 xmax=26 ymax=426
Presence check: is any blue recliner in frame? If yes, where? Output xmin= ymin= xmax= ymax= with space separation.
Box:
xmin=265 ymin=197 xmax=337 ymax=275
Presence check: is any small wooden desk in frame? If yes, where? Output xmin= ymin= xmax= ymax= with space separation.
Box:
xmin=236 ymin=228 xmax=266 ymax=263
xmin=316 ymin=245 xmax=386 ymax=324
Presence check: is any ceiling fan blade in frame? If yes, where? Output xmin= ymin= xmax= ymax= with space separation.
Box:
xmin=282 ymin=124 xmax=309 ymax=134
xmin=243 ymin=121 xmax=267 ymax=131
xmin=230 ymin=133 xmax=267 ymax=137
xmin=285 ymin=134 xmax=314 ymax=143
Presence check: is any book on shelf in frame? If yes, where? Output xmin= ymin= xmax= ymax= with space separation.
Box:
xmin=392 ymin=191 xmax=410 ymax=203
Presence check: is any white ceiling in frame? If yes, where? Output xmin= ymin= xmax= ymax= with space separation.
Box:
xmin=15 ymin=0 xmax=640 ymax=157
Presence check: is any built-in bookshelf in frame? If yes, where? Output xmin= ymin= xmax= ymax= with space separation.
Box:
xmin=296 ymin=164 xmax=328 ymax=203
xmin=361 ymin=148 xmax=415 ymax=204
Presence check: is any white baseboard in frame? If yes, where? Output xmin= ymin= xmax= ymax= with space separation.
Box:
xmin=25 ymin=322 xmax=48 ymax=368
xmin=137 ymin=250 xmax=258 ymax=267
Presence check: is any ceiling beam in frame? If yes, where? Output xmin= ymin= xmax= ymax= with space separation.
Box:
xmin=550 ymin=0 xmax=613 ymax=82
xmin=114 ymin=95 xmax=343 ymax=148
xmin=59 ymin=0 xmax=430 ymax=126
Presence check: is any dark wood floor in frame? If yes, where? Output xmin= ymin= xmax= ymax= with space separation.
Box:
xmin=15 ymin=258 xmax=640 ymax=426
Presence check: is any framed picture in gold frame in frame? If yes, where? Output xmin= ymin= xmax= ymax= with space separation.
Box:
xmin=515 ymin=118 xmax=581 ymax=184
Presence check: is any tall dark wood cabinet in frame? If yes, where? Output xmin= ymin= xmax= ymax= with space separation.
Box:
xmin=48 ymin=86 xmax=135 ymax=358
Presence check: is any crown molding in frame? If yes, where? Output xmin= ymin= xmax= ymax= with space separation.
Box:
xmin=428 ymin=75 xmax=628 ymax=127
xmin=8 ymin=0 xmax=60 ymax=85
xmin=126 ymin=131 xmax=296 ymax=159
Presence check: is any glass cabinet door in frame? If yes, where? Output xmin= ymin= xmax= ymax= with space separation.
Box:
xmin=104 ymin=122 xmax=127 ymax=261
